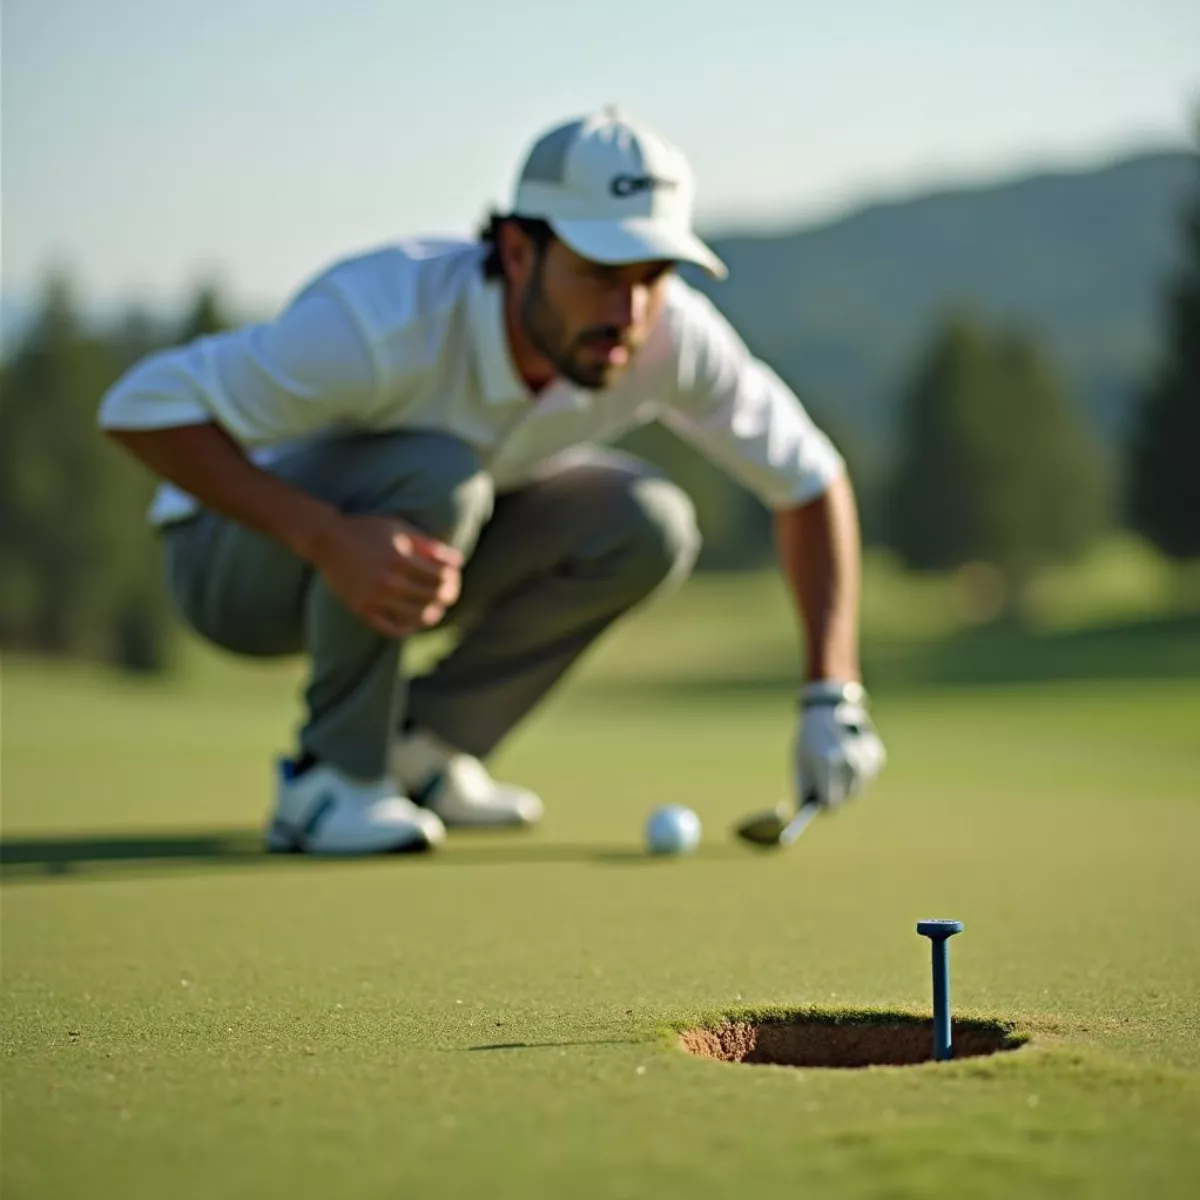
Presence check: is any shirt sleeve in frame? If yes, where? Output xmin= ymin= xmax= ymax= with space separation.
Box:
xmin=96 ymin=284 xmax=380 ymax=445
xmin=658 ymin=283 xmax=845 ymax=509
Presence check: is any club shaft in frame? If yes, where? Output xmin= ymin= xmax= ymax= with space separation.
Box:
xmin=781 ymin=799 xmax=821 ymax=843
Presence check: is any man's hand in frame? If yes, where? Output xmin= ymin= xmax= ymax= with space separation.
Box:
xmin=794 ymin=681 xmax=886 ymax=809
xmin=104 ymin=424 xmax=462 ymax=639
xmin=309 ymin=513 xmax=463 ymax=639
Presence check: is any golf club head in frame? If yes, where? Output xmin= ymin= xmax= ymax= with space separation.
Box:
xmin=733 ymin=803 xmax=790 ymax=847
xmin=733 ymin=797 xmax=823 ymax=849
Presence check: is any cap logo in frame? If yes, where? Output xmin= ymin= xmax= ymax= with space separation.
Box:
xmin=610 ymin=174 xmax=678 ymax=198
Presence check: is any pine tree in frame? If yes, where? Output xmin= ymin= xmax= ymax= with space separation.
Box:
xmin=888 ymin=313 xmax=994 ymax=572
xmin=888 ymin=311 xmax=1109 ymax=616
xmin=1129 ymin=138 xmax=1200 ymax=559
xmin=0 ymin=274 xmax=118 ymax=651
xmin=0 ymin=273 xmax=177 ymax=668
xmin=174 ymin=281 xmax=232 ymax=344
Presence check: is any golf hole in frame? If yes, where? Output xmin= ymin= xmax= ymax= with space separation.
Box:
xmin=679 ymin=1013 xmax=1024 ymax=1069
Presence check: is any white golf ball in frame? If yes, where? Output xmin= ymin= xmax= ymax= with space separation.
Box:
xmin=644 ymin=805 xmax=702 ymax=856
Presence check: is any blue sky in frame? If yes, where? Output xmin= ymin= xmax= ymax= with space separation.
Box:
xmin=3 ymin=0 xmax=1197 ymax=314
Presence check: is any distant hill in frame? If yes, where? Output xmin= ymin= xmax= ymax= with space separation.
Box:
xmin=691 ymin=149 xmax=1197 ymax=450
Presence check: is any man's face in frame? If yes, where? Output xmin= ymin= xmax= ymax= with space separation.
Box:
xmin=505 ymin=228 xmax=674 ymax=390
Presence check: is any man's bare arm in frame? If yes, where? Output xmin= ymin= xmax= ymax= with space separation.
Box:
xmin=106 ymin=422 xmax=342 ymax=562
xmin=774 ymin=472 xmax=886 ymax=811
xmin=773 ymin=471 xmax=863 ymax=684
xmin=106 ymin=423 xmax=460 ymax=637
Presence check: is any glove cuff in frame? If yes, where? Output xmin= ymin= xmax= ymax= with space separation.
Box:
xmin=800 ymin=680 xmax=868 ymax=708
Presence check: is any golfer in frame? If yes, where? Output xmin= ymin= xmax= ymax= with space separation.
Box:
xmin=99 ymin=107 xmax=886 ymax=854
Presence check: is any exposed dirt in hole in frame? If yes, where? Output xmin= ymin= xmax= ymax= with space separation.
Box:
xmin=679 ymin=1018 xmax=1023 ymax=1068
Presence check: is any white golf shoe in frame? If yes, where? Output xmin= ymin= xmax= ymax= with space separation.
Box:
xmin=390 ymin=729 xmax=544 ymax=829
xmin=266 ymin=759 xmax=445 ymax=855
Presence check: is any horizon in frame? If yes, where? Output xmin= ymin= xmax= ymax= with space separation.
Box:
xmin=2 ymin=139 xmax=1188 ymax=339
xmin=5 ymin=0 xmax=1197 ymax=317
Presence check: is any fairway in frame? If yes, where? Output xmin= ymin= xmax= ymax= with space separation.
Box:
xmin=3 ymin=572 xmax=1199 ymax=1198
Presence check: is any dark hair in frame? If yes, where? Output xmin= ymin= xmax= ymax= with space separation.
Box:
xmin=478 ymin=211 xmax=556 ymax=280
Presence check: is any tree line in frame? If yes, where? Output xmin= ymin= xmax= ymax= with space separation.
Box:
xmin=1 ymin=150 xmax=1196 ymax=670
xmin=0 ymin=279 xmax=229 ymax=670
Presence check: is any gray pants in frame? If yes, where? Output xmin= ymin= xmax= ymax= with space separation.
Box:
xmin=162 ymin=432 xmax=700 ymax=778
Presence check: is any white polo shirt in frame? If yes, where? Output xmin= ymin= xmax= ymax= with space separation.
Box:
xmin=98 ymin=239 xmax=844 ymax=526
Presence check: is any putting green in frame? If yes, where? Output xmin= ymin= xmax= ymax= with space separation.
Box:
xmin=3 ymin=577 xmax=1199 ymax=1198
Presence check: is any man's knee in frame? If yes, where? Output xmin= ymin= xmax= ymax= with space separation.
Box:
xmin=619 ymin=476 xmax=702 ymax=590
xmin=361 ymin=433 xmax=494 ymax=552
xmin=422 ymin=442 xmax=494 ymax=554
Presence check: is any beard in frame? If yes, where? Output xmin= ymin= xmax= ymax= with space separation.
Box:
xmin=518 ymin=260 xmax=633 ymax=391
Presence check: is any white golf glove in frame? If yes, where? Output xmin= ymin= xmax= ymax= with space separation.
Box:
xmin=795 ymin=681 xmax=887 ymax=810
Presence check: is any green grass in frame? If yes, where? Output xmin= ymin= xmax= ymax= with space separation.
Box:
xmin=3 ymin=562 xmax=1200 ymax=1199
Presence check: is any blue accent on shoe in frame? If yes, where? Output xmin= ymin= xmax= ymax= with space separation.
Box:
xmin=282 ymin=753 xmax=319 ymax=781
xmin=301 ymin=793 xmax=337 ymax=840
xmin=409 ymin=772 xmax=444 ymax=809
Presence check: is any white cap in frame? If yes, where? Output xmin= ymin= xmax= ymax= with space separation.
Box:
xmin=511 ymin=108 xmax=727 ymax=279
